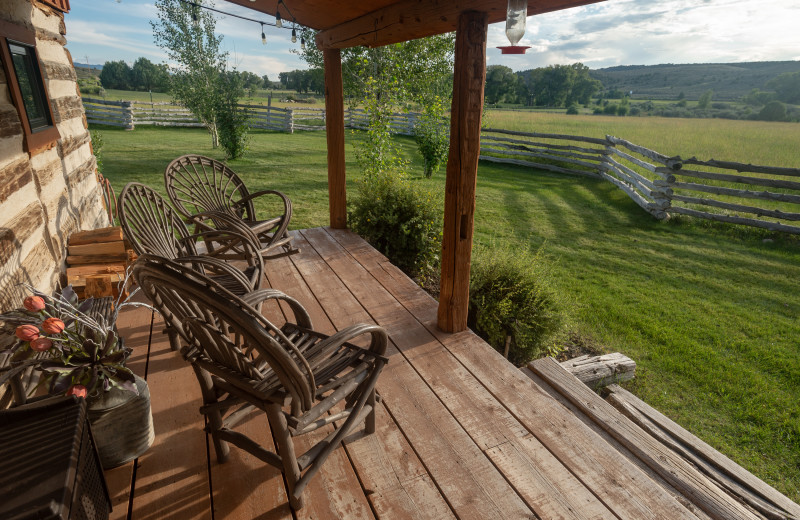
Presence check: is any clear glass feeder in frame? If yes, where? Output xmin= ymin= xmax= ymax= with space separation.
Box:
xmin=498 ymin=0 xmax=531 ymax=54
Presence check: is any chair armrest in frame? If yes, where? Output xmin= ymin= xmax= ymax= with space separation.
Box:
xmin=241 ymin=289 xmax=313 ymax=330
xmin=232 ymin=189 xmax=292 ymax=211
xmin=310 ymin=323 xmax=388 ymax=360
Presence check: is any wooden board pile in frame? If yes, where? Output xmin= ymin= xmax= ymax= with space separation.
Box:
xmin=65 ymin=226 xmax=137 ymax=299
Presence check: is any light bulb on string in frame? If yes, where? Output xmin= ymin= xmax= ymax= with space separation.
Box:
xmin=300 ymin=36 xmax=305 ymax=50
xmin=275 ymin=10 xmax=282 ymax=28
xmin=261 ymin=23 xmax=266 ymax=45
xmin=291 ymin=28 xmax=297 ymax=43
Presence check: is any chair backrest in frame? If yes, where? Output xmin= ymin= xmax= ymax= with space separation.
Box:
xmin=118 ymin=183 xmax=196 ymax=259
xmin=133 ymin=255 xmax=314 ymax=414
xmin=164 ymin=154 xmax=255 ymax=221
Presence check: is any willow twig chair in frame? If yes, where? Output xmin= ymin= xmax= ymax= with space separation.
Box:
xmin=119 ymin=182 xmax=265 ymax=350
xmin=164 ymin=154 xmax=297 ymax=260
xmin=133 ymin=255 xmax=388 ymax=510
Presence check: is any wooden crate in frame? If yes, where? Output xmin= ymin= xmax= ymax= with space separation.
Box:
xmin=66 ymin=226 xmax=135 ymax=299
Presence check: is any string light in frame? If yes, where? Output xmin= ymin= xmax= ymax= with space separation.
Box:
xmin=170 ymin=0 xmax=303 ymax=48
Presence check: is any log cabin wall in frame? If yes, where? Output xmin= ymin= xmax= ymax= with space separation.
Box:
xmin=0 ymin=0 xmax=108 ymax=311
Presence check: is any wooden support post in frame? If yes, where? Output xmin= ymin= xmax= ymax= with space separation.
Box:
xmin=437 ymin=11 xmax=488 ymax=333
xmin=324 ymin=47 xmax=347 ymax=229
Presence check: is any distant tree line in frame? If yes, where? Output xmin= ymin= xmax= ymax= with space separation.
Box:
xmin=484 ymin=63 xmax=602 ymax=107
xmin=98 ymin=56 xmax=282 ymax=94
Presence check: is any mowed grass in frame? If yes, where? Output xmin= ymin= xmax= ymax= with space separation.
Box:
xmin=95 ymin=121 xmax=800 ymax=502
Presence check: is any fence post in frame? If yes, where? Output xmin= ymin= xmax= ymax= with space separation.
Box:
xmin=123 ymin=101 xmax=134 ymax=131
xmin=285 ymin=108 xmax=294 ymax=134
xmin=407 ymin=112 xmax=417 ymax=136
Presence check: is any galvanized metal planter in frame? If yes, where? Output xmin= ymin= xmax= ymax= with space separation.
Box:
xmin=87 ymin=374 xmax=154 ymax=469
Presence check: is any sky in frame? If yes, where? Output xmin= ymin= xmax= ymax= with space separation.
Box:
xmin=65 ymin=0 xmax=800 ymax=79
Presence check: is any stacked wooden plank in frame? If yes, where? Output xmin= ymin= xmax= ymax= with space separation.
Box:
xmin=65 ymin=226 xmax=136 ymax=299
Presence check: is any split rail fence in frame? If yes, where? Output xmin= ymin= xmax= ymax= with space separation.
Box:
xmin=84 ymin=98 xmax=800 ymax=234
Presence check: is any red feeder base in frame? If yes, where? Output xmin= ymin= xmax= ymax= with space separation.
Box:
xmin=498 ymin=45 xmax=530 ymax=54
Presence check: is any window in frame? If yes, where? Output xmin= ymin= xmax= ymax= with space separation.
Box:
xmin=0 ymin=19 xmax=60 ymax=155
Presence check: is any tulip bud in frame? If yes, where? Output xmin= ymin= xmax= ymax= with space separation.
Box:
xmin=15 ymin=324 xmax=40 ymax=342
xmin=30 ymin=337 xmax=53 ymax=352
xmin=42 ymin=317 xmax=65 ymax=334
xmin=66 ymin=385 xmax=88 ymax=399
xmin=23 ymin=295 xmax=45 ymax=312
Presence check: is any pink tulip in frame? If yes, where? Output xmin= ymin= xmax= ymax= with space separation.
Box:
xmin=15 ymin=324 xmax=40 ymax=342
xmin=23 ymin=296 xmax=45 ymax=312
xmin=66 ymin=385 xmax=87 ymax=399
xmin=42 ymin=317 xmax=65 ymax=334
xmin=30 ymin=337 xmax=53 ymax=352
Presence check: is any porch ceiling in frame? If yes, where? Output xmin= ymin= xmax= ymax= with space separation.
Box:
xmin=224 ymin=0 xmax=605 ymax=48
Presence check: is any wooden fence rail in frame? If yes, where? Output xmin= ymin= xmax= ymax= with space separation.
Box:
xmin=83 ymin=98 xmax=800 ymax=234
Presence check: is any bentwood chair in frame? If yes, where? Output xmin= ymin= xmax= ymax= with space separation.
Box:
xmin=119 ymin=182 xmax=265 ymax=350
xmin=133 ymin=255 xmax=388 ymax=509
xmin=164 ymin=154 xmax=297 ymax=259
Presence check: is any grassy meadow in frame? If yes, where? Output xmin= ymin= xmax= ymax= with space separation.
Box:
xmin=93 ymin=112 xmax=800 ymax=502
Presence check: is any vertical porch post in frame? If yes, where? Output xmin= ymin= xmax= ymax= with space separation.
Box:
xmin=437 ymin=10 xmax=488 ymax=333
xmin=324 ymin=47 xmax=347 ymax=229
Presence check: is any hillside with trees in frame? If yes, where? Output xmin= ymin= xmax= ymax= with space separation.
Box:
xmin=590 ymin=61 xmax=800 ymax=101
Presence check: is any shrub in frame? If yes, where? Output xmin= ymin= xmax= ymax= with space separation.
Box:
xmin=759 ymin=101 xmax=787 ymax=122
xmin=603 ymin=104 xmax=618 ymax=115
xmin=616 ymin=105 xmax=628 ymax=116
xmin=565 ymin=104 xmax=579 ymax=115
xmin=216 ymin=71 xmax=250 ymax=160
xmin=468 ymin=245 xmax=562 ymax=366
xmin=348 ymin=172 xmax=442 ymax=277
xmin=413 ymin=98 xmax=449 ymax=178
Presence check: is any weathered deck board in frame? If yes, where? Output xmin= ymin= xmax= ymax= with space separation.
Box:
xmin=281 ymin=231 xmax=531 ymax=518
xmin=103 ymin=227 xmax=799 ymax=520
xmin=303 ymin=228 xmax=613 ymax=519
xmin=129 ymin=314 xmax=212 ymax=520
xmin=326 ymin=227 xmax=699 ymax=520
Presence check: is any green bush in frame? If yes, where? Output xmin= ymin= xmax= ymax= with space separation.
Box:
xmin=413 ymin=98 xmax=449 ymax=178
xmin=348 ymin=172 xmax=442 ymax=278
xmin=468 ymin=246 xmax=562 ymax=366
xmin=603 ymin=103 xmax=618 ymax=115
xmin=566 ymin=104 xmax=579 ymax=115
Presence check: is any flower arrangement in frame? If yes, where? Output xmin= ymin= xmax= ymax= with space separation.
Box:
xmin=0 ymin=275 xmax=152 ymax=399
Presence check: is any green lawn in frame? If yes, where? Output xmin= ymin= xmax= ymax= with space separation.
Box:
xmin=94 ymin=122 xmax=800 ymax=502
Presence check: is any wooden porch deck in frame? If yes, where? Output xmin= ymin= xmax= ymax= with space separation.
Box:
xmin=106 ymin=227 xmax=800 ymax=520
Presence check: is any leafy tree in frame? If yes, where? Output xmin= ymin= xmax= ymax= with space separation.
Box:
xmin=152 ymin=0 xmax=248 ymax=157
xmin=131 ymin=57 xmax=169 ymax=92
xmin=697 ymin=89 xmax=713 ymax=109
xmin=485 ymin=65 xmax=518 ymax=104
xmin=742 ymin=88 xmax=774 ymax=107
xmin=767 ymin=72 xmax=800 ymax=104
xmin=517 ymin=63 xmax=600 ymax=108
xmin=99 ymin=60 xmax=132 ymax=90
xmin=299 ymin=30 xmax=455 ymax=178
xmin=758 ymin=100 xmax=787 ymax=121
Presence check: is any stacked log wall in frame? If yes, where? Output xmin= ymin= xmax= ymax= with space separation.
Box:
xmin=0 ymin=0 xmax=109 ymax=312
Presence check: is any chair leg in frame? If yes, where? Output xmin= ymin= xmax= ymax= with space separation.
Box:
xmin=266 ymin=403 xmax=303 ymax=509
xmin=366 ymin=389 xmax=377 ymax=435
xmin=192 ymin=366 xmax=230 ymax=462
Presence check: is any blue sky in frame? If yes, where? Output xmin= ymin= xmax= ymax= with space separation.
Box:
xmin=65 ymin=0 xmax=800 ymax=79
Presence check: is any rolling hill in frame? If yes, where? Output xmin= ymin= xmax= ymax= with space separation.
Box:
xmin=589 ymin=61 xmax=800 ymax=101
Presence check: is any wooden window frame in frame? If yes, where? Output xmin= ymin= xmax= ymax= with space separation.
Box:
xmin=0 ymin=19 xmax=61 ymax=156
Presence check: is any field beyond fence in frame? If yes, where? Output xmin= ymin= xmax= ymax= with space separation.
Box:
xmin=85 ymin=98 xmax=800 ymax=235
